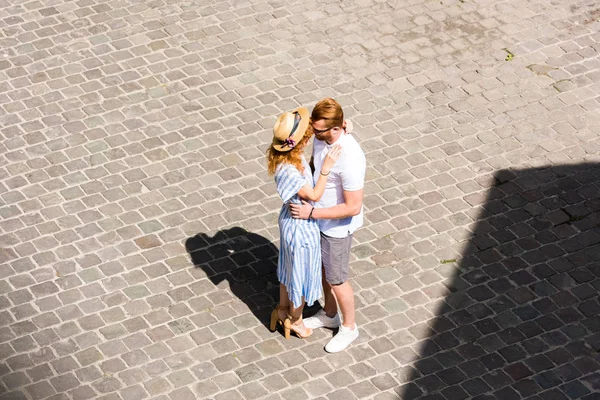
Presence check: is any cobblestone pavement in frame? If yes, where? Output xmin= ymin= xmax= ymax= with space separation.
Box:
xmin=1 ymin=0 xmax=600 ymax=399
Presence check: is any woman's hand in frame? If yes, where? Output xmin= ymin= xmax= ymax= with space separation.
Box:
xmin=343 ymin=119 xmax=353 ymax=135
xmin=321 ymin=144 xmax=342 ymax=174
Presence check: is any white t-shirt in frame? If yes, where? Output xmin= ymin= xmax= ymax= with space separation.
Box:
xmin=313 ymin=133 xmax=366 ymax=238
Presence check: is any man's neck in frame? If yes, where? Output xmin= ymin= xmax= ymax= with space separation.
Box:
xmin=326 ymin=131 xmax=342 ymax=145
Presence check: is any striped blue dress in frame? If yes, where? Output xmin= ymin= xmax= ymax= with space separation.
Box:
xmin=275 ymin=157 xmax=322 ymax=308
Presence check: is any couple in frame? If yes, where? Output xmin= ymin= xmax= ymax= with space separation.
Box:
xmin=266 ymin=98 xmax=366 ymax=353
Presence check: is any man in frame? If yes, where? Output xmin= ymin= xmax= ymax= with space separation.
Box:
xmin=290 ymin=98 xmax=366 ymax=353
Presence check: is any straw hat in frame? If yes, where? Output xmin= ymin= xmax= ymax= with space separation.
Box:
xmin=272 ymin=107 xmax=310 ymax=152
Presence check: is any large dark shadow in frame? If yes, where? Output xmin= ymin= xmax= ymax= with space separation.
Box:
xmin=397 ymin=163 xmax=600 ymax=399
xmin=184 ymin=227 xmax=281 ymax=328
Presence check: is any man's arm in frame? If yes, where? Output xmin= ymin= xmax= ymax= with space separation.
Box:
xmin=290 ymin=189 xmax=363 ymax=220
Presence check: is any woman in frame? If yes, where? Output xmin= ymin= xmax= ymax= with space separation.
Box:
xmin=266 ymin=107 xmax=341 ymax=338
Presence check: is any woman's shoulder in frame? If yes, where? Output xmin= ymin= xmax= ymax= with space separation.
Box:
xmin=275 ymin=162 xmax=301 ymax=178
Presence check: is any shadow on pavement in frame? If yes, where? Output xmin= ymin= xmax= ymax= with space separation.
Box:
xmin=184 ymin=227 xmax=281 ymax=329
xmin=397 ymin=163 xmax=600 ymax=399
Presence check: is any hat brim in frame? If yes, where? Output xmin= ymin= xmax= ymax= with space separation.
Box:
xmin=272 ymin=107 xmax=310 ymax=152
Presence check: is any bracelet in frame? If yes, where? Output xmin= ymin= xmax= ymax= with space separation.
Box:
xmin=320 ymin=171 xmax=330 ymax=176
xmin=308 ymin=206 xmax=315 ymax=219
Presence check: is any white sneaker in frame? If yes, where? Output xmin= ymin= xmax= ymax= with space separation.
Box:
xmin=303 ymin=310 xmax=341 ymax=329
xmin=325 ymin=323 xmax=359 ymax=353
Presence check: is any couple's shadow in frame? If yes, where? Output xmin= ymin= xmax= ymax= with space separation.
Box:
xmin=184 ymin=227 xmax=321 ymax=329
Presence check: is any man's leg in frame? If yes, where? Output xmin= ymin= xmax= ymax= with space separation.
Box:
xmin=325 ymin=281 xmax=358 ymax=353
xmin=321 ymin=235 xmax=358 ymax=353
xmin=303 ymin=234 xmax=342 ymax=330
xmin=322 ymin=265 xmax=338 ymax=318
xmin=330 ymin=232 xmax=354 ymax=326
xmin=331 ymin=281 xmax=354 ymax=328
xmin=323 ymin=233 xmax=358 ymax=353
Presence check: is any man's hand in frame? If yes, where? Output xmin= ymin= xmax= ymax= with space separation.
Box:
xmin=290 ymin=200 xmax=313 ymax=220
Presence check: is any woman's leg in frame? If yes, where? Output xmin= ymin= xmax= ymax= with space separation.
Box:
xmin=278 ymin=283 xmax=290 ymax=320
xmin=288 ymin=298 xmax=312 ymax=337
xmin=271 ymin=283 xmax=291 ymax=334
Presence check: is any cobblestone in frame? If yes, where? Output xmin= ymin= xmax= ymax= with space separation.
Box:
xmin=1 ymin=0 xmax=600 ymax=399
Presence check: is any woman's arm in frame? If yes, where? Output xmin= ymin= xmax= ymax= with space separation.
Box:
xmin=291 ymin=189 xmax=363 ymax=219
xmin=296 ymin=145 xmax=341 ymax=202
xmin=297 ymin=169 xmax=330 ymax=202
xmin=343 ymin=119 xmax=353 ymax=134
